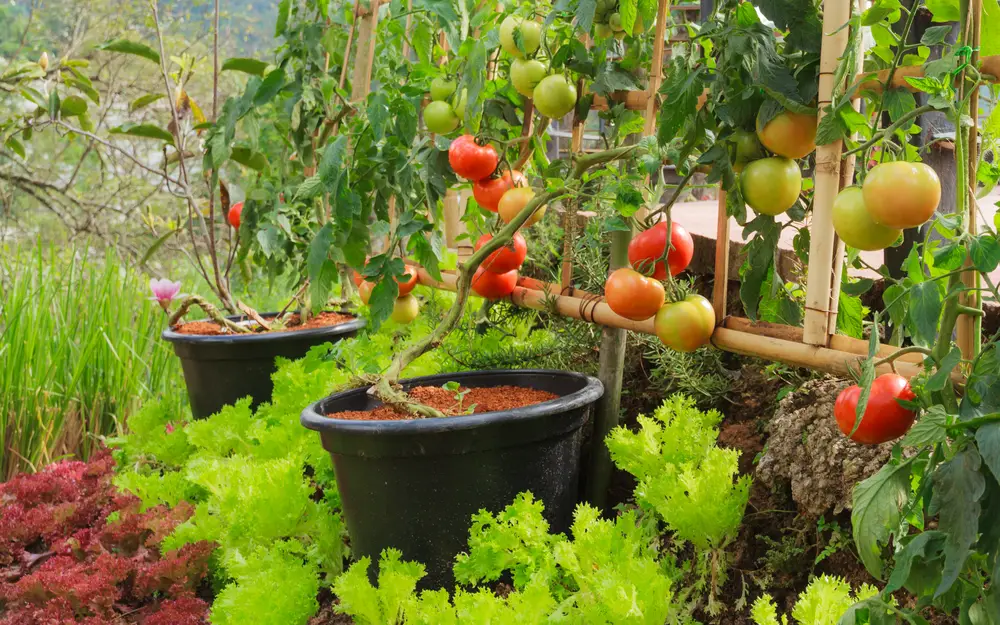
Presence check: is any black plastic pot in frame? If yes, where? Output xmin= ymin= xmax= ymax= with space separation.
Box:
xmin=300 ymin=369 xmax=603 ymax=589
xmin=163 ymin=313 xmax=366 ymax=419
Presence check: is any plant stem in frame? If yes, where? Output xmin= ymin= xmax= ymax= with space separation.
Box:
xmin=951 ymin=413 xmax=1000 ymax=429
xmin=873 ymin=345 xmax=936 ymax=367
xmin=845 ymin=104 xmax=935 ymax=157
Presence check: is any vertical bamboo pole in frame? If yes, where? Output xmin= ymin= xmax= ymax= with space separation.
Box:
xmin=350 ymin=0 xmax=381 ymax=103
xmin=560 ymin=113 xmax=586 ymax=294
xmin=803 ymin=0 xmax=851 ymax=345
xmin=712 ymin=190 xmax=729 ymax=322
xmin=586 ymin=0 xmax=670 ymax=512
xmin=957 ymin=0 xmax=982 ymax=359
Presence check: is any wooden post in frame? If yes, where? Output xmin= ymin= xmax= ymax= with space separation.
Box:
xmin=586 ymin=229 xmax=630 ymax=511
xmin=712 ymin=190 xmax=729 ymax=322
xmin=803 ymin=0 xmax=851 ymax=345
xmin=559 ymin=115 xmax=586 ymax=294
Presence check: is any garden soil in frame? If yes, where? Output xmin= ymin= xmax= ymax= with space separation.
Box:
xmin=173 ymin=311 xmax=355 ymax=336
xmin=326 ymin=385 xmax=558 ymax=420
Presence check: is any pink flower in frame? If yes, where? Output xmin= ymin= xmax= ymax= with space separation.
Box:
xmin=149 ymin=278 xmax=182 ymax=310
xmin=165 ymin=422 xmax=175 ymax=434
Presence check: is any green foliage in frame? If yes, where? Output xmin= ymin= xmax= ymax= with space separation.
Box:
xmin=751 ymin=575 xmax=880 ymax=625
xmin=0 ymin=244 xmax=181 ymax=479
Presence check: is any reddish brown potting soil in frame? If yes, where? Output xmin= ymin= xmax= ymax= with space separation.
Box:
xmin=327 ymin=385 xmax=559 ymax=421
xmin=172 ymin=311 xmax=354 ymax=336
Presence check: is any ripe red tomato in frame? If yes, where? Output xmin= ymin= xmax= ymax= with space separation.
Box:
xmin=473 ymin=170 xmax=527 ymax=213
xmin=475 ymin=232 xmax=528 ymax=274
xmin=628 ymin=222 xmax=694 ymax=280
xmin=653 ymin=295 xmax=714 ymax=352
xmin=395 ymin=265 xmax=418 ymax=296
xmin=228 ymin=202 xmax=244 ymax=229
xmin=756 ymin=110 xmax=817 ymax=160
xmin=352 ymin=270 xmax=364 ymax=287
xmin=449 ymin=135 xmax=498 ymax=181
xmin=605 ymin=268 xmax=665 ymax=321
xmin=834 ymin=374 xmax=917 ymax=444
xmin=471 ymin=266 xmax=518 ymax=299
xmin=862 ymin=161 xmax=941 ymax=229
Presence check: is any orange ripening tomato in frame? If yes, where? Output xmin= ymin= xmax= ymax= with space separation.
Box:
xmin=604 ymin=268 xmax=665 ymax=321
xmin=396 ymin=265 xmax=418 ymax=297
xmin=834 ymin=374 xmax=917 ymax=444
xmin=498 ymin=187 xmax=546 ymax=227
xmin=471 ymin=266 xmax=518 ymax=299
xmin=861 ymin=161 xmax=941 ymax=229
xmin=475 ymin=232 xmax=528 ymax=274
xmin=627 ymin=222 xmax=694 ymax=280
xmin=653 ymin=294 xmax=715 ymax=352
xmin=473 ymin=170 xmax=527 ymax=213
xmin=756 ymin=110 xmax=817 ymax=159
xmin=359 ymin=281 xmax=375 ymax=305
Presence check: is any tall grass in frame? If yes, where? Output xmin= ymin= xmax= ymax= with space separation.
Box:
xmin=0 ymin=244 xmax=181 ymax=479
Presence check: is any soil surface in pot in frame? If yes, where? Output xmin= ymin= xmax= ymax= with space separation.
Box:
xmin=327 ymin=385 xmax=558 ymax=421
xmin=173 ymin=311 xmax=354 ymax=336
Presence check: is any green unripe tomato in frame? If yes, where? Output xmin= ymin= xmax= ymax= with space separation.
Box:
xmin=741 ymin=157 xmax=802 ymax=216
xmin=510 ymin=58 xmax=548 ymax=98
xmin=423 ymin=100 xmax=459 ymax=134
xmin=594 ymin=23 xmax=614 ymax=38
xmin=731 ymin=129 xmax=764 ymax=172
xmin=609 ymin=12 xmax=624 ymax=31
xmin=430 ymin=76 xmax=456 ymax=101
xmin=499 ymin=16 xmax=542 ymax=59
xmin=532 ymin=74 xmax=578 ymax=119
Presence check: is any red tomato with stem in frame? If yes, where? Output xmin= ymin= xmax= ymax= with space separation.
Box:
xmin=605 ymin=268 xmax=665 ymax=321
xmin=449 ymin=135 xmax=499 ymax=181
xmin=228 ymin=202 xmax=244 ymax=229
xmin=396 ymin=265 xmax=418 ymax=296
xmin=471 ymin=266 xmax=518 ymax=299
xmin=628 ymin=222 xmax=694 ymax=279
xmin=475 ymin=232 xmax=528 ymax=274
xmin=473 ymin=170 xmax=527 ymax=212
xmin=834 ymin=374 xmax=917 ymax=444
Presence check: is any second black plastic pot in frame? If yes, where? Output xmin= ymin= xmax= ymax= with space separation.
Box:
xmin=300 ymin=369 xmax=603 ymax=589
xmin=163 ymin=312 xmax=366 ymax=419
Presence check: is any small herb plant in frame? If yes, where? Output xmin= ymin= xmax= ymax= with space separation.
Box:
xmin=442 ymin=381 xmax=476 ymax=415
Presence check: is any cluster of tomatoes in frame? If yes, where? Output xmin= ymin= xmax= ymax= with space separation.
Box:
xmin=736 ymin=110 xmax=818 ymax=217
xmin=355 ymin=264 xmax=422 ymax=325
xmin=592 ymin=0 xmax=651 ymax=38
xmin=423 ymin=76 xmax=467 ymax=135
xmin=448 ymin=135 xmax=539 ymax=300
xmin=832 ymin=161 xmax=941 ymax=251
xmin=499 ymin=16 xmax=578 ymax=119
xmin=834 ymin=373 xmax=917 ymax=445
xmin=604 ymin=221 xmax=715 ymax=352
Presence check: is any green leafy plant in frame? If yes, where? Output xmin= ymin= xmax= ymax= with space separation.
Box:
xmin=751 ymin=575 xmax=881 ymax=625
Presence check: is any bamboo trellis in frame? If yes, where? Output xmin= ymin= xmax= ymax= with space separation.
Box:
xmin=343 ymin=0 xmax=992 ymax=380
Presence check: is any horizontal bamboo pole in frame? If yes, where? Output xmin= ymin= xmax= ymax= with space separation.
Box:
xmin=413 ymin=268 xmax=948 ymax=381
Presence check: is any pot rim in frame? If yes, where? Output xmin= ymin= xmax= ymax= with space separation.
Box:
xmin=161 ymin=311 xmax=366 ymax=345
xmin=300 ymin=369 xmax=604 ymax=435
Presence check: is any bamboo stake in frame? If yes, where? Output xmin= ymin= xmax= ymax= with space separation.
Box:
xmin=803 ymin=0 xmax=852 ymax=346
xmin=350 ymin=0 xmax=381 ymax=103
xmin=712 ymin=190 xmax=729 ymax=323
xmin=560 ymin=111 xmax=586 ymax=294
xmin=957 ymin=0 xmax=982 ymax=359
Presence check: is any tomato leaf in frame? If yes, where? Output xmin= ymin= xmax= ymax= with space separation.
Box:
xmin=884 ymin=88 xmax=917 ymax=123
xmin=885 ymin=531 xmax=948 ymax=594
xmin=925 ymin=0 xmax=960 ymax=21
xmin=929 ymin=447 xmax=986 ymax=596
xmin=970 ymin=234 xmax=1000 ymax=272
xmin=900 ymin=406 xmax=950 ymax=448
xmin=222 ymin=57 xmax=269 ymax=76
xmin=619 ymin=0 xmax=637 ymax=34
xmin=977 ymin=423 xmax=1000 ymax=482
xmin=408 ymin=231 xmax=443 ymax=282
xmin=368 ymin=278 xmax=399 ymax=332
xmin=319 ymin=135 xmax=349 ymax=190
xmin=852 ymin=458 xmax=915 ymax=578
xmin=837 ymin=294 xmax=864 ymax=339
xmin=97 ymin=39 xmax=161 ymax=64
xmin=908 ymin=282 xmax=942 ymax=347
xmin=294 ymin=175 xmax=324 ymax=202
xmin=575 ymin=0 xmax=597 ymax=33
xmin=308 ymin=224 xmax=338 ymax=312
xmin=275 ymin=0 xmax=291 ymax=37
